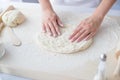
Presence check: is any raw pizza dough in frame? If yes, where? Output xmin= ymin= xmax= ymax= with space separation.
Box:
xmin=37 ymin=14 xmax=93 ymax=54
xmin=2 ymin=10 xmax=25 ymax=27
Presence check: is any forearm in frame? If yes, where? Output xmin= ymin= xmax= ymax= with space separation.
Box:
xmin=92 ymin=0 xmax=116 ymax=19
xmin=38 ymin=0 xmax=54 ymax=12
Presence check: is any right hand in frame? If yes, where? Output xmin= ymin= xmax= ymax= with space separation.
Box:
xmin=42 ymin=10 xmax=63 ymax=37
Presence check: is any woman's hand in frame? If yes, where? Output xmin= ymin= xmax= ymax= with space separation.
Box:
xmin=69 ymin=15 xmax=103 ymax=42
xmin=42 ymin=10 xmax=63 ymax=37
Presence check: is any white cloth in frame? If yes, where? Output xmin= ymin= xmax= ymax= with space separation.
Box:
xmin=51 ymin=0 xmax=101 ymax=7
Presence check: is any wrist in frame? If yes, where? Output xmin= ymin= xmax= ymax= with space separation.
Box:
xmin=40 ymin=0 xmax=54 ymax=14
xmin=42 ymin=8 xmax=55 ymax=14
xmin=90 ymin=13 xmax=104 ymax=28
xmin=92 ymin=12 xmax=104 ymax=22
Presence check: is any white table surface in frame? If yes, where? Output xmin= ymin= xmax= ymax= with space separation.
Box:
xmin=0 ymin=2 xmax=120 ymax=80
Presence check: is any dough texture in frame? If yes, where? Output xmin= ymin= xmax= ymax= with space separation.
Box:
xmin=37 ymin=14 xmax=93 ymax=54
xmin=2 ymin=10 xmax=25 ymax=27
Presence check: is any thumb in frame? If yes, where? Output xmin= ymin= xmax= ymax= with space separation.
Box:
xmin=57 ymin=18 xmax=64 ymax=27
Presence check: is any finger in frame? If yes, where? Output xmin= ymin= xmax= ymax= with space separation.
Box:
xmin=53 ymin=21 xmax=61 ymax=36
xmin=42 ymin=24 xmax=46 ymax=33
xmin=57 ymin=18 xmax=64 ymax=27
xmin=69 ymin=26 xmax=83 ymax=40
xmin=48 ymin=22 xmax=57 ymax=37
xmin=69 ymin=23 xmax=84 ymax=39
xmin=71 ymin=29 xmax=85 ymax=42
xmin=45 ymin=23 xmax=52 ymax=36
xmin=85 ymin=32 xmax=96 ymax=40
xmin=77 ymin=30 xmax=90 ymax=42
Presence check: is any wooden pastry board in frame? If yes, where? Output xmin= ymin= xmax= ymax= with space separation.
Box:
xmin=0 ymin=2 xmax=120 ymax=80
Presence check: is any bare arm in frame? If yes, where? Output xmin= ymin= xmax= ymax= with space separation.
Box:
xmin=38 ymin=0 xmax=54 ymax=12
xmin=38 ymin=0 xmax=63 ymax=37
xmin=92 ymin=0 xmax=116 ymax=19
xmin=70 ymin=0 xmax=116 ymax=42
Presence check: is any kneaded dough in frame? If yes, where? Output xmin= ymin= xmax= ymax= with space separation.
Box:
xmin=2 ymin=10 xmax=25 ymax=27
xmin=37 ymin=14 xmax=93 ymax=54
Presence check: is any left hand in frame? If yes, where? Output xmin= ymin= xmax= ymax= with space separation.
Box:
xmin=69 ymin=15 xmax=103 ymax=42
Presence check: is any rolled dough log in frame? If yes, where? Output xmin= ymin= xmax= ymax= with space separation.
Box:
xmin=37 ymin=14 xmax=93 ymax=54
xmin=2 ymin=10 xmax=25 ymax=27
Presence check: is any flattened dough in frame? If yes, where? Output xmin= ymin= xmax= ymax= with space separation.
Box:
xmin=37 ymin=14 xmax=93 ymax=54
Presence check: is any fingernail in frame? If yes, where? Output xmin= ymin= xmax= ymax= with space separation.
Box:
xmin=54 ymin=34 xmax=57 ymax=37
xmin=70 ymin=39 xmax=74 ymax=43
xmin=49 ymin=33 xmax=52 ymax=36
xmin=43 ymin=31 xmax=46 ymax=33
xmin=83 ymin=38 xmax=87 ymax=41
xmin=58 ymin=32 xmax=61 ymax=36
xmin=60 ymin=23 xmax=64 ymax=27
xmin=77 ymin=39 xmax=82 ymax=43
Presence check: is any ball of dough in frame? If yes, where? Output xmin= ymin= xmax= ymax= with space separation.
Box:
xmin=2 ymin=10 xmax=25 ymax=27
